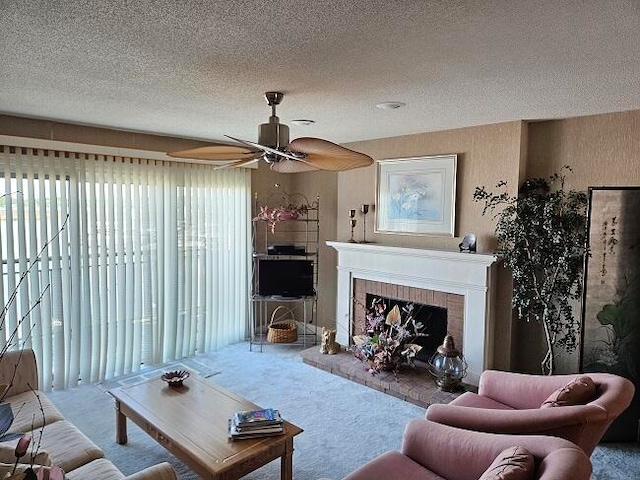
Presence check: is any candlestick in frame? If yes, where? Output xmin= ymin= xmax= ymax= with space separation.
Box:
xmin=360 ymin=204 xmax=370 ymax=243
xmin=349 ymin=219 xmax=357 ymax=243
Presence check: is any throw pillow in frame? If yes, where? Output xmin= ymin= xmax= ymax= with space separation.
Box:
xmin=540 ymin=376 xmax=596 ymax=408
xmin=479 ymin=445 xmax=534 ymax=480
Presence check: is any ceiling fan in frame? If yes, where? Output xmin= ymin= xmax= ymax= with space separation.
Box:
xmin=167 ymin=92 xmax=374 ymax=173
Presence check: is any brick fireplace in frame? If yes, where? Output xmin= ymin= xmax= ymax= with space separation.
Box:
xmin=327 ymin=241 xmax=498 ymax=385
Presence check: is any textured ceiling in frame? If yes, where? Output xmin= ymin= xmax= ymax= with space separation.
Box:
xmin=1 ymin=1 xmax=639 ymax=145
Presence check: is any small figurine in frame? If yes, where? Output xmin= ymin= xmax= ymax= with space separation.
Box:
xmin=320 ymin=327 xmax=341 ymax=355
xmin=459 ymin=233 xmax=477 ymax=253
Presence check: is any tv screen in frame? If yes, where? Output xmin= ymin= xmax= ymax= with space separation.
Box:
xmin=258 ymin=259 xmax=314 ymax=297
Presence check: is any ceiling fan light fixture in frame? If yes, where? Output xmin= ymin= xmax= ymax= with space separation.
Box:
xmin=375 ymin=101 xmax=406 ymax=110
xmin=258 ymin=120 xmax=289 ymax=149
xmin=257 ymin=91 xmax=290 ymax=150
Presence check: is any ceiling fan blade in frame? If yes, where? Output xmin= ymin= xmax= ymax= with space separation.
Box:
xmin=288 ymin=137 xmax=374 ymax=171
xmin=270 ymin=159 xmax=321 ymax=173
xmin=167 ymin=145 xmax=258 ymax=161
xmin=225 ymin=135 xmax=301 ymax=162
xmin=214 ymin=153 xmax=263 ymax=170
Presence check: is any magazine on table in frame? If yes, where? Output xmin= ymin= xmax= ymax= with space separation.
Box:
xmin=228 ymin=419 xmax=284 ymax=440
xmin=233 ymin=408 xmax=283 ymax=427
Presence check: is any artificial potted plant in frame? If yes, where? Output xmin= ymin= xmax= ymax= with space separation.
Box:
xmin=473 ymin=166 xmax=588 ymax=374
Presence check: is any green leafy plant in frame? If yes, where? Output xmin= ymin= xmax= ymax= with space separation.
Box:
xmin=473 ymin=166 xmax=588 ymax=374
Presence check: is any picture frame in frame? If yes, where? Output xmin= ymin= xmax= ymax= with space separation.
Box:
xmin=580 ymin=186 xmax=640 ymax=441
xmin=375 ymin=154 xmax=457 ymax=236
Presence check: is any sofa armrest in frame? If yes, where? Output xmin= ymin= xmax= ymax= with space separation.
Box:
xmin=478 ymin=370 xmax=586 ymax=409
xmin=125 ymin=462 xmax=178 ymax=480
xmin=425 ymin=402 xmax=607 ymax=434
xmin=0 ymin=349 xmax=39 ymax=399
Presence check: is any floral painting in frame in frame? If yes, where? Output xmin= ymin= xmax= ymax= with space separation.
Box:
xmin=375 ymin=155 xmax=457 ymax=236
xmin=581 ymin=186 xmax=640 ymax=441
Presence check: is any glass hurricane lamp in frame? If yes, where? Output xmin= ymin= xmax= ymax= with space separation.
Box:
xmin=428 ymin=334 xmax=468 ymax=392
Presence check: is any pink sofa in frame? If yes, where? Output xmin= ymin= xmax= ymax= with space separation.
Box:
xmin=342 ymin=419 xmax=592 ymax=480
xmin=425 ymin=370 xmax=635 ymax=455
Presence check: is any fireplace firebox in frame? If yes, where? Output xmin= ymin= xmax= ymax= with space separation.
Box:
xmin=361 ymin=293 xmax=447 ymax=363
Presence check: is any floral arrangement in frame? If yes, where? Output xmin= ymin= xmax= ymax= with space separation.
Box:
xmin=252 ymin=190 xmax=312 ymax=233
xmin=351 ymin=298 xmax=425 ymax=374
xmin=252 ymin=203 xmax=309 ymax=233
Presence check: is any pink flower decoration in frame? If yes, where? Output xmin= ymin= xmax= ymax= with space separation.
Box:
xmin=14 ymin=434 xmax=31 ymax=458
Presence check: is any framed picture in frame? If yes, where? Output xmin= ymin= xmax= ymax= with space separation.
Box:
xmin=581 ymin=186 xmax=640 ymax=441
xmin=375 ymin=154 xmax=457 ymax=236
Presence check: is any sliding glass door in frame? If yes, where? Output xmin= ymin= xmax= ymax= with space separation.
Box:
xmin=1 ymin=146 xmax=251 ymax=390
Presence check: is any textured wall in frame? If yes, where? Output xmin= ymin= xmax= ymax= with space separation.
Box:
xmin=527 ymin=110 xmax=640 ymax=188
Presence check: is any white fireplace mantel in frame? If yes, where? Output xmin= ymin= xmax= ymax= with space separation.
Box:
xmin=327 ymin=241 xmax=498 ymax=385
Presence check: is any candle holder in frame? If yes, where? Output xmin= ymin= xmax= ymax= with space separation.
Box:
xmin=348 ymin=209 xmax=357 ymax=243
xmin=359 ymin=204 xmax=370 ymax=243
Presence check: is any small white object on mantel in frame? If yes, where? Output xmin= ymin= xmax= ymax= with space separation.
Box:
xmin=326 ymin=241 xmax=498 ymax=386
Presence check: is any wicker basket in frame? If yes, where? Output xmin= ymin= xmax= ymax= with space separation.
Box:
xmin=267 ymin=305 xmax=298 ymax=343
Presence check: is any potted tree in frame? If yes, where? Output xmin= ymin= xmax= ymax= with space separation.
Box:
xmin=473 ymin=166 xmax=588 ymax=374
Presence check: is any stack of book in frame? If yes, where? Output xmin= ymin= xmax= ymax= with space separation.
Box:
xmin=228 ymin=408 xmax=284 ymax=440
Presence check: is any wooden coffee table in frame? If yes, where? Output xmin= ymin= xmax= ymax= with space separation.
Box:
xmin=108 ymin=373 xmax=303 ymax=479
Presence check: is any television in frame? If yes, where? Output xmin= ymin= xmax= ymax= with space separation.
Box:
xmin=258 ymin=259 xmax=315 ymax=297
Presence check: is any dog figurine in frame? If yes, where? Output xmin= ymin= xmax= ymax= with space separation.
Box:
xmin=320 ymin=327 xmax=341 ymax=354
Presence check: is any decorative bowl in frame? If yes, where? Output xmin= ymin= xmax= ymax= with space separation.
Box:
xmin=161 ymin=370 xmax=190 ymax=387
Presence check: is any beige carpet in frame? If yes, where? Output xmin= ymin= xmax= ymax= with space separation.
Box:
xmin=47 ymin=342 xmax=640 ymax=479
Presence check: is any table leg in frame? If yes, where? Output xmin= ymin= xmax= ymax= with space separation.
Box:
xmin=281 ymin=437 xmax=294 ymax=480
xmin=115 ymin=400 xmax=128 ymax=444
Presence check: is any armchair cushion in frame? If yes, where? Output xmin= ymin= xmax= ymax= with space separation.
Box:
xmin=125 ymin=462 xmax=179 ymax=480
xmin=0 ymin=437 xmax=51 ymax=466
xmin=26 ymin=420 xmax=104 ymax=473
xmin=449 ymin=391 xmax=514 ymax=410
xmin=6 ymin=390 xmax=65 ymax=432
xmin=478 ymin=446 xmax=534 ymax=480
xmin=0 ymin=350 xmax=39 ymax=399
xmin=65 ymin=459 xmax=179 ymax=480
xmin=541 ymin=376 xmax=595 ymax=408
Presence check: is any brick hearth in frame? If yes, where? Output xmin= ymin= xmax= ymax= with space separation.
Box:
xmin=301 ymin=346 xmax=466 ymax=408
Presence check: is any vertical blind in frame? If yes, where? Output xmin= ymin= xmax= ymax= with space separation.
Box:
xmin=0 ymin=145 xmax=251 ymax=390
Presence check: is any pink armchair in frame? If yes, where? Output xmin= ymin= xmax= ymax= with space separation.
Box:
xmin=425 ymin=370 xmax=635 ymax=455
xmin=343 ymin=419 xmax=591 ymax=480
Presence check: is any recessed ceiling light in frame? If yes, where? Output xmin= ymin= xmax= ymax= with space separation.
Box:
xmin=375 ymin=101 xmax=406 ymax=110
xmin=291 ymin=119 xmax=315 ymax=126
